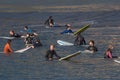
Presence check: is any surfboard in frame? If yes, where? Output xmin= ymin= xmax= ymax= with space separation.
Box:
xmin=14 ymin=46 xmax=32 ymax=53
xmin=57 ymin=40 xmax=74 ymax=46
xmin=74 ymin=24 xmax=90 ymax=35
xmin=0 ymin=46 xmax=32 ymax=54
xmin=0 ymin=37 xmax=15 ymax=39
xmin=59 ymin=51 xmax=81 ymax=61
xmin=114 ymin=59 xmax=120 ymax=63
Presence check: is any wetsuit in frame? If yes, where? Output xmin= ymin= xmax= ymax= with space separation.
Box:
xmin=10 ymin=33 xmax=21 ymax=38
xmin=87 ymin=46 xmax=98 ymax=52
xmin=45 ymin=50 xmax=61 ymax=60
xmin=4 ymin=43 xmax=13 ymax=55
xmin=44 ymin=18 xmax=54 ymax=27
xmin=33 ymin=36 xmax=42 ymax=48
xmin=25 ymin=36 xmax=33 ymax=47
xmin=60 ymin=29 xmax=73 ymax=34
xmin=104 ymin=48 xmax=117 ymax=59
xmin=74 ymin=34 xmax=86 ymax=45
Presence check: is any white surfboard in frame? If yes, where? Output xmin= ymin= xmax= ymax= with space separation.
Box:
xmin=0 ymin=37 xmax=15 ymax=39
xmin=57 ymin=40 xmax=74 ymax=46
xmin=114 ymin=59 xmax=120 ymax=63
xmin=59 ymin=51 xmax=81 ymax=61
xmin=0 ymin=46 xmax=32 ymax=54
xmin=14 ymin=46 xmax=32 ymax=53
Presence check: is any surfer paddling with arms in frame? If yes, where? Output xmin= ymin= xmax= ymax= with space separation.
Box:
xmin=104 ymin=44 xmax=118 ymax=59
xmin=9 ymin=30 xmax=21 ymax=38
xmin=45 ymin=44 xmax=61 ymax=61
xmin=4 ymin=40 xmax=13 ymax=56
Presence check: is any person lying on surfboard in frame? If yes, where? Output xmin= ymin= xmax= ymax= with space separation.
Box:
xmin=44 ymin=16 xmax=54 ymax=28
xmin=74 ymin=33 xmax=86 ymax=46
xmin=104 ymin=44 xmax=118 ymax=59
xmin=85 ymin=40 xmax=98 ymax=53
xmin=45 ymin=44 xmax=61 ymax=61
xmin=60 ymin=24 xmax=73 ymax=34
xmin=4 ymin=40 xmax=13 ymax=56
xmin=9 ymin=30 xmax=21 ymax=38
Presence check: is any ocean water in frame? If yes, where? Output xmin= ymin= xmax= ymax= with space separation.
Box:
xmin=0 ymin=0 xmax=120 ymax=80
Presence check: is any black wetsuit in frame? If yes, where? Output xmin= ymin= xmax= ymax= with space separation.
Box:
xmin=74 ymin=34 xmax=86 ymax=45
xmin=87 ymin=46 xmax=98 ymax=52
xmin=45 ymin=50 xmax=60 ymax=60
xmin=10 ymin=33 xmax=21 ymax=38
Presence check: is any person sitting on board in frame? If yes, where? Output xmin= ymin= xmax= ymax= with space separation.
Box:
xmin=85 ymin=40 xmax=98 ymax=53
xmin=44 ymin=16 xmax=54 ymax=28
xmin=24 ymin=34 xmax=33 ymax=47
xmin=60 ymin=24 xmax=73 ymax=34
xmin=74 ymin=33 xmax=86 ymax=46
xmin=45 ymin=44 xmax=61 ymax=61
xmin=104 ymin=44 xmax=118 ymax=59
xmin=4 ymin=40 xmax=13 ymax=56
xmin=9 ymin=30 xmax=21 ymax=38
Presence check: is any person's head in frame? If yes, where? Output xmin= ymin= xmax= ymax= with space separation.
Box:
xmin=50 ymin=44 xmax=55 ymax=51
xmin=9 ymin=30 xmax=15 ymax=35
xmin=7 ymin=40 xmax=12 ymax=44
xmin=49 ymin=16 xmax=52 ymax=19
xmin=24 ymin=26 xmax=28 ymax=30
xmin=108 ymin=44 xmax=114 ymax=50
xmin=89 ymin=40 xmax=95 ymax=46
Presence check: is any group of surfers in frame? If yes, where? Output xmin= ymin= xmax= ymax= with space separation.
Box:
xmin=2 ymin=16 xmax=118 ymax=60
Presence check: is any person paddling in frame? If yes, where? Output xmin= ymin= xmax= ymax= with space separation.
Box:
xmin=45 ymin=44 xmax=61 ymax=61
xmin=9 ymin=30 xmax=21 ymax=38
xmin=104 ymin=44 xmax=118 ymax=59
xmin=4 ymin=40 xmax=13 ymax=56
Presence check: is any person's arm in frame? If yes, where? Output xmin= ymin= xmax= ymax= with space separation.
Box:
xmin=8 ymin=45 xmax=13 ymax=53
xmin=107 ymin=51 xmax=113 ymax=59
xmin=54 ymin=51 xmax=61 ymax=59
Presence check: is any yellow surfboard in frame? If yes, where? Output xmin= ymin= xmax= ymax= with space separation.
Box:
xmin=74 ymin=24 xmax=90 ymax=35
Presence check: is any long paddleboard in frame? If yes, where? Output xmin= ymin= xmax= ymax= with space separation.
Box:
xmin=59 ymin=51 xmax=81 ymax=61
xmin=0 ymin=37 xmax=15 ymax=39
xmin=74 ymin=24 xmax=90 ymax=35
xmin=57 ymin=40 xmax=74 ymax=46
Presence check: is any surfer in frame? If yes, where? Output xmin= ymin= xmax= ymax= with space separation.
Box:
xmin=24 ymin=34 xmax=33 ymax=47
xmin=104 ymin=44 xmax=118 ymax=59
xmin=86 ymin=40 xmax=98 ymax=53
xmin=74 ymin=33 xmax=86 ymax=45
xmin=24 ymin=26 xmax=38 ymax=36
xmin=60 ymin=24 xmax=73 ymax=34
xmin=32 ymin=34 xmax=42 ymax=48
xmin=4 ymin=40 xmax=13 ymax=55
xmin=9 ymin=30 xmax=21 ymax=38
xmin=44 ymin=16 xmax=54 ymax=27
xmin=45 ymin=44 xmax=61 ymax=61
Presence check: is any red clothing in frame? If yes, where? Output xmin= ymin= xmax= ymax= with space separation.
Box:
xmin=4 ymin=43 xmax=13 ymax=55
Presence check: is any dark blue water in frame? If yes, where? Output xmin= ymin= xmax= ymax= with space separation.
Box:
xmin=0 ymin=0 xmax=120 ymax=80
